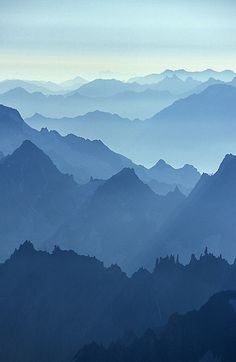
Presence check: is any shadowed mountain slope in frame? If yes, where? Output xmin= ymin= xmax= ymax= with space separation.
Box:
xmin=49 ymin=168 xmax=185 ymax=273
xmin=0 ymin=104 xmax=135 ymax=183
xmin=142 ymin=153 xmax=236 ymax=269
xmin=1 ymin=243 xmax=236 ymax=362
xmin=74 ymin=290 xmax=236 ymax=362
xmin=0 ymin=140 xmax=78 ymax=258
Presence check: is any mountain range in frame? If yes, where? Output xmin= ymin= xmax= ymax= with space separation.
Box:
xmin=26 ymin=84 xmax=236 ymax=172
xmin=0 ymin=135 xmax=186 ymax=267
xmin=49 ymin=168 xmax=185 ymax=273
xmin=0 ymin=242 xmax=236 ymax=362
xmin=129 ymin=69 xmax=236 ymax=84
xmin=0 ymin=104 xmax=135 ymax=183
xmin=1 ymin=68 xmax=236 ymax=362
xmin=75 ymin=290 xmax=236 ymax=362
xmin=0 ymin=140 xmax=79 ymax=259
xmin=0 ymin=76 xmax=88 ymax=95
xmin=1 ymin=104 xmax=200 ymax=193
xmin=1 ymin=74 xmax=236 ymax=124
xmin=0 ymin=84 xmax=176 ymax=119
xmin=141 ymin=152 xmax=236 ymax=269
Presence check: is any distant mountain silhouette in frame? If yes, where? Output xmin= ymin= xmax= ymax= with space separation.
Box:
xmin=0 ymin=104 xmax=34 ymax=154
xmin=0 ymin=81 xmax=176 ymax=119
xmin=0 ymin=77 xmax=88 ymax=95
xmin=58 ymin=75 xmax=88 ymax=90
xmin=146 ymin=159 xmax=200 ymax=191
xmin=72 ymin=79 xmax=139 ymax=97
xmin=143 ymin=153 xmax=236 ymax=267
xmin=0 ymin=79 xmax=56 ymax=95
xmin=1 ymin=243 xmax=236 ymax=362
xmin=0 ymin=141 xmax=78 ymax=258
xmin=75 ymin=290 xmax=236 ymax=362
xmin=23 ymin=84 xmax=236 ymax=172
xmin=147 ymin=75 xmax=201 ymax=95
xmin=49 ymin=168 xmax=185 ymax=273
xmin=69 ymin=88 xmax=176 ymax=119
xmin=0 ymin=150 xmax=4 ymax=159
xmin=0 ymin=104 xmax=136 ymax=183
xmin=150 ymin=84 xmax=236 ymax=123
xmin=140 ymin=84 xmax=236 ymax=171
xmin=129 ymin=69 xmax=236 ymax=84
xmin=186 ymin=77 xmax=223 ymax=95
xmin=26 ymin=111 xmax=201 ymax=194
xmin=26 ymin=110 xmax=132 ymax=139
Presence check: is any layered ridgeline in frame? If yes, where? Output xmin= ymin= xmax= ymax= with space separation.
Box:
xmin=75 ymin=291 xmax=236 ymax=362
xmin=0 ymin=82 xmax=176 ymax=119
xmin=0 ymin=242 xmax=236 ymax=362
xmin=0 ymin=76 xmax=87 ymax=94
xmin=1 ymin=70 xmax=236 ymax=119
xmin=0 ymin=139 xmax=184 ymax=267
xmin=26 ymin=84 xmax=236 ymax=171
xmin=0 ymin=140 xmax=79 ymax=259
xmin=0 ymin=104 xmax=135 ymax=183
xmin=0 ymin=104 xmax=200 ymax=193
xmin=49 ymin=168 xmax=185 ymax=273
xmin=128 ymin=69 xmax=236 ymax=83
xmin=141 ymin=152 xmax=236 ymax=269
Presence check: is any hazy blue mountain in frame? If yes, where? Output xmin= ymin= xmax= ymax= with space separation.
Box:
xmin=50 ymin=168 xmax=185 ymax=273
xmin=68 ymin=78 xmax=178 ymax=117
xmin=138 ymin=84 xmax=236 ymax=171
xmin=145 ymin=179 xmax=188 ymax=196
xmin=146 ymin=159 xmax=200 ymax=191
xmin=72 ymin=78 xmax=140 ymax=97
xmin=0 ymin=83 xmax=176 ymax=119
xmin=1 ymin=104 xmax=199 ymax=193
xmin=25 ymin=111 xmax=201 ymax=194
xmin=0 ymin=151 xmax=4 ymax=159
xmin=0 ymin=103 xmax=34 ymax=154
xmin=23 ymin=84 xmax=236 ymax=172
xmin=144 ymin=153 xmax=236 ymax=267
xmin=0 ymin=79 xmax=56 ymax=95
xmin=75 ymin=290 xmax=236 ymax=362
xmin=0 ymin=77 xmax=88 ymax=95
xmin=1 ymin=243 xmax=236 ymax=362
xmin=26 ymin=110 xmax=133 ymax=137
xmin=0 ymin=105 xmax=136 ymax=183
xmin=71 ymin=77 xmax=192 ymax=99
xmin=0 ymin=87 xmax=65 ymax=118
xmin=102 ymin=89 xmax=176 ymax=118
xmin=58 ymin=75 xmax=88 ymax=90
xmin=129 ymin=69 xmax=236 ymax=84
xmin=185 ymin=77 xmax=224 ymax=95
xmin=0 ymin=141 xmax=79 ymax=259
xmin=147 ymin=75 xmax=201 ymax=95
xmin=150 ymin=84 xmax=236 ymax=123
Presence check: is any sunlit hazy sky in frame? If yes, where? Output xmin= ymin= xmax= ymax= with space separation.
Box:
xmin=0 ymin=0 xmax=236 ymax=82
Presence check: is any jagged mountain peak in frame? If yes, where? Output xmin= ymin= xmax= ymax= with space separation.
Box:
xmin=7 ymin=139 xmax=56 ymax=166
xmin=101 ymin=167 xmax=146 ymax=192
xmin=12 ymin=240 xmax=37 ymax=257
xmin=216 ymin=153 xmax=236 ymax=175
xmin=151 ymin=159 xmax=171 ymax=170
xmin=1 ymin=140 xmax=76 ymax=191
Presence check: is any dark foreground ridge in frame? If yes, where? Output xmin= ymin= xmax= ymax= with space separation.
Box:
xmin=74 ymin=290 xmax=236 ymax=362
xmin=0 ymin=242 xmax=236 ymax=362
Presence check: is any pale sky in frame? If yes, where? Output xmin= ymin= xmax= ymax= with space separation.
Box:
xmin=0 ymin=0 xmax=236 ymax=81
